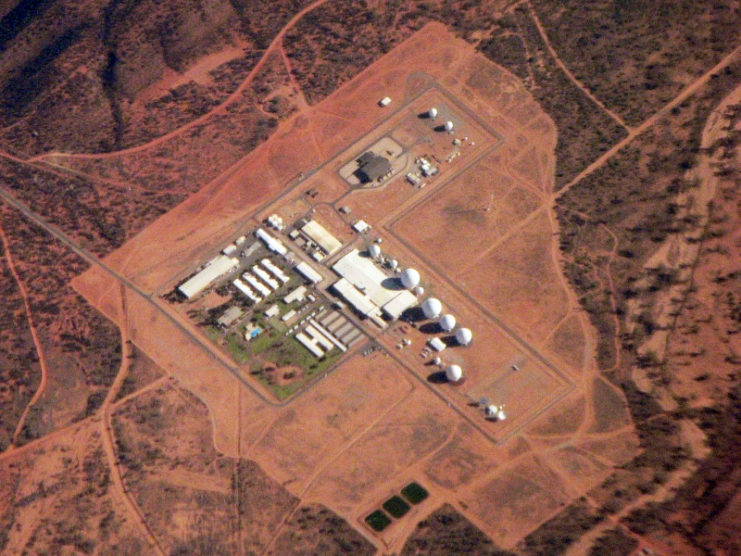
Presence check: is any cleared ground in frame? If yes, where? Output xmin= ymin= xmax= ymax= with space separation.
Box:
xmin=72 ymin=23 xmax=637 ymax=553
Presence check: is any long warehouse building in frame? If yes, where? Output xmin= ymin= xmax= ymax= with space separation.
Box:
xmin=178 ymin=255 xmax=240 ymax=299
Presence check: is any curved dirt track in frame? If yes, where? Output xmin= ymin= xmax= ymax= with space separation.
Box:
xmin=527 ymin=0 xmax=630 ymax=131
xmin=0 ymin=222 xmax=50 ymax=447
xmin=29 ymin=0 xmax=330 ymax=164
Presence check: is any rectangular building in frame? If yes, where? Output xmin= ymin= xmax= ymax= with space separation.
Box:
xmin=243 ymin=273 xmax=271 ymax=297
xmin=381 ymin=290 xmax=417 ymax=320
xmin=255 ymin=228 xmax=287 ymax=256
xmin=284 ymin=285 xmax=307 ymax=304
xmin=178 ymin=255 xmax=240 ymax=299
xmin=295 ymin=332 xmax=324 ymax=358
xmin=301 ymin=220 xmax=342 ymax=255
xmin=295 ymin=261 xmax=323 ymax=284
xmin=261 ymin=259 xmax=289 ymax=283
xmin=252 ymin=266 xmax=280 ymax=290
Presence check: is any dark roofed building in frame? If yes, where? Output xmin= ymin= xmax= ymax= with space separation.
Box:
xmin=355 ymin=151 xmax=391 ymax=183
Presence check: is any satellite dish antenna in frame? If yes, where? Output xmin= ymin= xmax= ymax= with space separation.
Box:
xmin=479 ymin=397 xmax=488 ymax=407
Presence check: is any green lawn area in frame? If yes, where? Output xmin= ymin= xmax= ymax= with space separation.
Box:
xmin=382 ymin=496 xmax=411 ymax=519
xmin=225 ymin=333 xmax=251 ymax=364
xmin=198 ymin=294 xmax=337 ymax=401
xmin=365 ymin=510 xmax=391 ymax=532
xmin=401 ymin=482 xmax=429 ymax=505
xmin=203 ymin=325 xmax=221 ymax=341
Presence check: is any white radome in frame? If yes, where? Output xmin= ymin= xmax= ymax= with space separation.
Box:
xmin=389 ymin=259 xmax=398 ymax=270
xmin=401 ymin=268 xmax=421 ymax=289
xmin=433 ymin=356 xmax=442 ymax=366
xmin=497 ymin=409 xmax=507 ymax=421
xmin=414 ymin=285 xmax=425 ymax=297
xmin=445 ymin=364 xmax=463 ymax=382
xmin=455 ymin=327 xmax=473 ymax=346
xmin=421 ymin=297 xmax=442 ymax=319
xmin=428 ymin=107 xmax=438 ymax=119
xmin=439 ymin=314 xmax=456 ymax=332
xmin=368 ymin=244 xmax=381 ymax=259
xmin=444 ymin=120 xmax=454 ymax=132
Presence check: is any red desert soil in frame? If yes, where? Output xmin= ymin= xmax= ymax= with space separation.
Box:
xmin=70 ymin=23 xmax=637 ymax=553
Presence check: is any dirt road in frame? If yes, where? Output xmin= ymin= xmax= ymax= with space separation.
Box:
xmin=0 ymin=222 xmax=50 ymax=447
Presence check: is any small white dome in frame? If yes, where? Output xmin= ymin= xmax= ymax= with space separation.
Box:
xmin=445 ymin=364 xmax=462 ymax=382
xmin=368 ymin=244 xmax=381 ymax=259
xmin=433 ymin=356 xmax=442 ymax=366
xmin=444 ymin=120 xmax=454 ymax=132
xmin=497 ymin=409 xmax=507 ymax=421
xmin=429 ymin=107 xmax=438 ymax=119
xmin=421 ymin=298 xmax=442 ymax=319
xmin=414 ymin=285 xmax=425 ymax=296
xmin=455 ymin=327 xmax=472 ymax=346
xmin=439 ymin=314 xmax=456 ymax=332
xmin=401 ymin=268 xmax=420 ymax=289
xmin=388 ymin=259 xmax=398 ymax=270
xmin=485 ymin=404 xmax=498 ymax=416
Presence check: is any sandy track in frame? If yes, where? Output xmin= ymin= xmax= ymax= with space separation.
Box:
xmin=99 ymin=284 xmax=168 ymax=555
xmin=0 ymin=222 xmax=50 ymax=447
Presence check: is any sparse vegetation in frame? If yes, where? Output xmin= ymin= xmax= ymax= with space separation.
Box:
xmin=518 ymin=498 xmax=603 ymax=555
xmin=401 ymin=503 xmax=516 ymax=556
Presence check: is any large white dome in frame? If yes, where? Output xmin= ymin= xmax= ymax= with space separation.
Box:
xmin=445 ymin=364 xmax=462 ymax=382
xmin=439 ymin=314 xmax=456 ymax=332
xmin=368 ymin=244 xmax=381 ymax=259
xmin=428 ymin=107 xmax=438 ymax=119
xmin=421 ymin=298 xmax=442 ymax=319
xmin=455 ymin=327 xmax=472 ymax=346
xmin=400 ymin=268 xmax=420 ymax=289
xmin=444 ymin=120 xmax=454 ymax=132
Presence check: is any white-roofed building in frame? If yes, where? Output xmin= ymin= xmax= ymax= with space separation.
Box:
xmin=332 ymin=278 xmax=379 ymax=318
xmin=284 ymin=285 xmax=307 ymax=304
xmin=261 ymin=259 xmax=289 ymax=283
xmin=178 ymin=255 xmax=240 ymax=299
xmin=252 ymin=266 xmax=280 ymax=290
xmin=295 ymin=332 xmax=324 ymax=358
xmin=333 ymin=249 xmax=397 ymax=307
xmin=301 ymin=220 xmax=342 ymax=255
xmin=331 ymin=249 xmax=423 ymax=323
xmin=243 ymin=273 xmax=271 ymax=297
xmin=233 ymin=278 xmax=261 ymax=304
xmin=255 ymin=228 xmax=287 ymax=256
xmin=352 ymin=220 xmax=370 ymax=234
xmin=381 ymin=290 xmax=417 ymax=320
xmin=295 ymin=261 xmax=323 ymax=284
xmin=428 ymin=337 xmax=446 ymax=352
